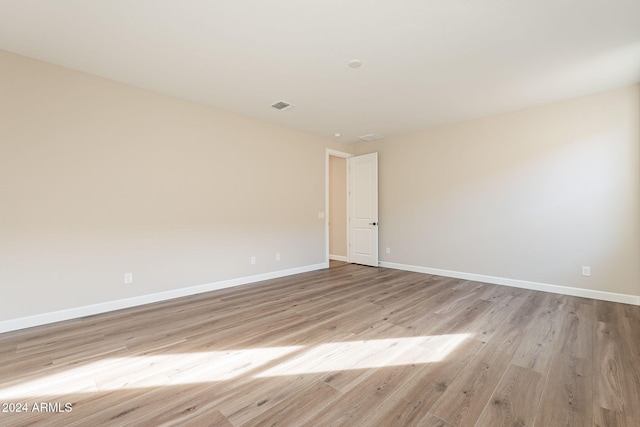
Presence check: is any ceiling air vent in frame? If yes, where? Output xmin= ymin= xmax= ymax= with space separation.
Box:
xmin=358 ymin=133 xmax=384 ymax=142
xmin=271 ymin=101 xmax=295 ymax=111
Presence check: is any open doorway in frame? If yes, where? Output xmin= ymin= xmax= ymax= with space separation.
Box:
xmin=329 ymin=155 xmax=348 ymax=261
xmin=326 ymin=149 xmax=351 ymax=266
xmin=325 ymin=149 xmax=379 ymax=268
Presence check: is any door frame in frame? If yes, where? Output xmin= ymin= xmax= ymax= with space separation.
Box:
xmin=325 ymin=149 xmax=352 ymax=265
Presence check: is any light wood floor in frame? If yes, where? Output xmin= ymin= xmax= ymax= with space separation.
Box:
xmin=1 ymin=261 xmax=639 ymax=426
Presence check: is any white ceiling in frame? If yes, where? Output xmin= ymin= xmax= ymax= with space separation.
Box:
xmin=1 ymin=1 xmax=640 ymax=143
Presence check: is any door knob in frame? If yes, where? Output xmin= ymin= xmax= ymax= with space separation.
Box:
xmin=369 ymin=222 xmax=378 ymax=226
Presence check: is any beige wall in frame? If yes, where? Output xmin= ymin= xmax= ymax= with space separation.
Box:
xmin=2 ymin=49 xmax=638 ymax=326
xmin=329 ymin=156 xmax=347 ymax=257
xmin=0 ymin=50 xmax=351 ymax=322
xmin=355 ymin=85 xmax=640 ymax=297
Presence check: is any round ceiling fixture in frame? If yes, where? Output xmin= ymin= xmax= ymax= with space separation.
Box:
xmin=348 ymin=59 xmax=362 ymax=69
xmin=334 ymin=132 xmax=341 ymax=137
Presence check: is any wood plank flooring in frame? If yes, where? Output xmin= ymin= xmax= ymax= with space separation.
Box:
xmin=0 ymin=261 xmax=639 ymax=426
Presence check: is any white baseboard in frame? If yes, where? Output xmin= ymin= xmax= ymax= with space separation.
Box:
xmin=0 ymin=262 xmax=329 ymax=334
xmin=329 ymin=254 xmax=348 ymax=262
xmin=380 ymin=262 xmax=640 ymax=306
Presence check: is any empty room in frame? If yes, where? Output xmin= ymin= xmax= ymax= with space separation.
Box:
xmin=1 ymin=1 xmax=639 ymax=426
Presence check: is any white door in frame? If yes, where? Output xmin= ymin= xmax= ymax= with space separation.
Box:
xmin=349 ymin=152 xmax=378 ymax=267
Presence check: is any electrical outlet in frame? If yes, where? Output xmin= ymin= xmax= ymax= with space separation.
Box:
xmin=386 ymin=247 xmax=391 ymax=254
xmin=124 ymin=273 xmax=133 ymax=284
xmin=276 ymin=253 xmax=281 ymax=261
xmin=251 ymin=256 xmax=256 ymax=265
xmin=582 ymin=266 xmax=591 ymax=277
xmin=318 ymin=211 xmax=325 ymax=219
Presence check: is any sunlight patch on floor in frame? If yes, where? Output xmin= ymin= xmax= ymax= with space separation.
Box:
xmin=0 ymin=346 xmax=301 ymax=399
xmin=256 ymin=334 xmax=469 ymax=377
xmin=0 ymin=334 xmax=469 ymax=398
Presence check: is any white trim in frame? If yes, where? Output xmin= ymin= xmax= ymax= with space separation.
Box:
xmin=0 ymin=262 xmax=329 ymax=334
xmin=329 ymin=254 xmax=349 ymax=262
xmin=326 ymin=149 xmax=353 ymax=158
xmin=380 ymin=262 xmax=640 ymax=306
xmin=325 ymin=149 xmax=352 ymax=265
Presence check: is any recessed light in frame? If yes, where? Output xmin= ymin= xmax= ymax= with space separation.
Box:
xmin=348 ymin=59 xmax=362 ymax=69
xmin=334 ymin=132 xmax=341 ymax=137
